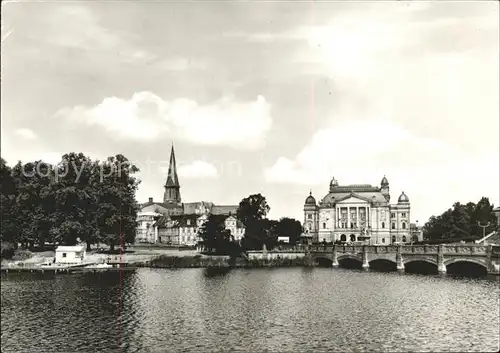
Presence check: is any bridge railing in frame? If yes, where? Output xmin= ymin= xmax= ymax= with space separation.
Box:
xmin=270 ymin=244 xmax=308 ymax=252
xmin=491 ymin=246 xmax=500 ymax=258
xmin=308 ymin=244 xmax=489 ymax=255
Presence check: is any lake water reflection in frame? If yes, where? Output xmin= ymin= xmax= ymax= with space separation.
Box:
xmin=1 ymin=268 xmax=499 ymax=352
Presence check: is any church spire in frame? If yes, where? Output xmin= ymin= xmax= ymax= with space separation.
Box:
xmin=165 ymin=144 xmax=179 ymax=187
xmin=163 ymin=144 xmax=181 ymax=203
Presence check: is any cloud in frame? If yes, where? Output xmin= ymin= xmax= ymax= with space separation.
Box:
xmin=14 ymin=128 xmax=37 ymax=140
xmin=56 ymin=92 xmax=273 ymax=150
xmin=290 ymin=2 xmax=498 ymax=154
xmin=158 ymin=57 xmax=208 ymax=71
xmin=14 ymin=4 xmax=157 ymax=66
xmin=223 ymin=31 xmax=289 ymax=43
xmin=177 ymin=160 xmax=219 ymax=179
xmin=264 ymin=119 xmax=499 ymax=223
xmin=42 ymin=6 xmax=123 ymax=51
xmin=264 ymin=120 xmax=444 ymax=184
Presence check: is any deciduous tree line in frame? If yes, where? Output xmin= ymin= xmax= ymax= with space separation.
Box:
xmin=422 ymin=197 xmax=498 ymax=242
xmin=0 ymin=153 xmax=140 ymax=252
xmin=198 ymin=193 xmax=303 ymax=254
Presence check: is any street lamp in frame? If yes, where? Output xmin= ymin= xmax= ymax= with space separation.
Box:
xmin=478 ymin=221 xmax=491 ymax=240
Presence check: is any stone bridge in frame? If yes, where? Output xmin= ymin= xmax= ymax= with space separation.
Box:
xmin=308 ymin=244 xmax=500 ymax=275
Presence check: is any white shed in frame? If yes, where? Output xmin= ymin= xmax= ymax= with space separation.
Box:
xmin=55 ymin=245 xmax=86 ymax=264
xmin=278 ymin=236 xmax=290 ymax=243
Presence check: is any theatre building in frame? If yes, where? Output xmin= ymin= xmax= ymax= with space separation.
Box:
xmin=303 ymin=176 xmax=411 ymax=245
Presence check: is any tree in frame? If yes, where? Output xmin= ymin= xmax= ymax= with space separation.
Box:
xmin=450 ymin=202 xmax=471 ymax=237
xmin=198 ymin=214 xmax=234 ymax=254
xmin=236 ymin=193 xmax=270 ymax=226
xmin=423 ymin=197 xmax=497 ymax=242
xmin=51 ymin=153 xmax=100 ymax=249
xmin=12 ymin=160 xmax=56 ymax=249
xmin=0 ymin=158 xmax=19 ymax=247
xmin=237 ymin=194 xmax=273 ymax=251
xmin=275 ymin=217 xmax=303 ymax=245
xmin=95 ymin=155 xmax=140 ymax=251
xmin=0 ymin=153 xmax=141 ymax=252
xmin=237 ymin=218 xmax=282 ymax=251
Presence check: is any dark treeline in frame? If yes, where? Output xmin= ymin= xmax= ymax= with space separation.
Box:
xmin=0 ymin=153 xmax=140 ymax=253
xmin=198 ymin=193 xmax=303 ymax=255
xmin=422 ymin=197 xmax=498 ymax=242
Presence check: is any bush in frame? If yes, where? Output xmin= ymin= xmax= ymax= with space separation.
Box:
xmin=12 ymin=249 xmax=33 ymax=261
xmin=1 ymin=243 xmax=16 ymax=260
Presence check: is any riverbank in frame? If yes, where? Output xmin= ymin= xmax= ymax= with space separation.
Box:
xmin=1 ymin=248 xmax=310 ymax=270
xmin=1 ymin=256 xmax=310 ymax=273
xmin=138 ymin=254 xmax=309 ymax=268
xmin=0 ymin=246 xmax=188 ymax=270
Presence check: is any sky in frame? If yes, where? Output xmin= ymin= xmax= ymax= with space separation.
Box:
xmin=1 ymin=0 xmax=499 ymax=225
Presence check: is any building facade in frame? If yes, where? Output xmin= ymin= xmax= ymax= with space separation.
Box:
xmin=136 ymin=145 xmax=244 ymax=246
xmin=409 ymin=223 xmax=424 ymax=243
xmin=136 ymin=211 xmax=162 ymax=243
xmin=493 ymin=207 xmax=500 ymax=228
xmin=303 ymin=176 xmax=411 ymax=245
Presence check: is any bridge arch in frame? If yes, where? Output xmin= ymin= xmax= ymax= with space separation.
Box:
xmin=404 ymin=257 xmax=438 ymax=274
xmin=403 ymin=257 xmax=438 ymax=266
xmin=337 ymin=254 xmax=363 ymax=263
xmin=314 ymin=256 xmax=333 ymax=267
xmin=369 ymin=258 xmax=397 ymax=265
xmin=369 ymin=258 xmax=397 ymax=271
xmin=443 ymin=258 xmax=488 ymax=269
xmin=337 ymin=254 xmax=363 ymax=270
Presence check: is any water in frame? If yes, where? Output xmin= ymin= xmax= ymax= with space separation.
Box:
xmin=1 ymin=268 xmax=499 ymax=352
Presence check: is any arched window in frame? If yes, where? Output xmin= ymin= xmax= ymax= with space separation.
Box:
xmin=340 ymin=234 xmax=346 ymax=241
xmin=350 ymin=234 xmax=356 ymax=241
xmin=382 ymin=238 xmax=385 ymax=243
xmin=402 ymin=222 xmax=406 ymax=229
xmin=323 ymin=223 xmax=326 ymax=229
xmin=381 ymin=222 xmax=385 ymax=229
xmin=412 ymin=235 xmax=419 ymax=242
xmin=392 ymin=236 xmax=396 ymax=243
xmin=391 ymin=223 xmax=396 ymax=229
xmin=402 ymin=236 xmax=407 ymax=242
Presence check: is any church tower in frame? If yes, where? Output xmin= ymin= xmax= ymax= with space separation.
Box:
xmin=380 ymin=175 xmax=390 ymax=202
xmin=163 ymin=144 xmax=181 ymax=204
xmin=303 ymin=191 xmax=319 ymax=243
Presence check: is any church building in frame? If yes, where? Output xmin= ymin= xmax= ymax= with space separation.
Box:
xmin=136 ymin=145 xmax=244 ymax=246
xmin=303 ymin=176 xmax=411 ymax=245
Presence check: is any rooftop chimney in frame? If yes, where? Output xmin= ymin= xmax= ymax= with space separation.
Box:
xmin=149 ymin=197 xmax=153 ymax=203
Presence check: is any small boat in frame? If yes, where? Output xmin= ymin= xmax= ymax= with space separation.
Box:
xmin=84 ymin=263 xmax=112 ymax=269
xmin=39 ymin=262 xmax=68 ymax=269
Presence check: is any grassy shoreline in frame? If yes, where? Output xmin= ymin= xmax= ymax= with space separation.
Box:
xmin=139 ymin=254 xmax=309 ymax=269
xmin=2 ymin=245 xmax=312 ymax=270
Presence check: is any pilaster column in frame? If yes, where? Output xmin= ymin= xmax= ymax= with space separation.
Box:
xmin=332 ymin=245 xmax=339 ymax=267
xmin=396 ymin=246 xmax=404 ymax=271
xmin=356 ymin=207 xmax=359 ymax=229
xmin=486 ymin=245 xmax=500 ymax=275
xmin=347 ymin=208 xmax=351 ymax=229
xmin=362 ymin=246 xmax=369 ymax=270
xmin=437 ymin=245 xmax=447 ymax=273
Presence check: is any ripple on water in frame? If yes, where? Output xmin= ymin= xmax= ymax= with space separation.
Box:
xmin=1 ymin=268 xmax=499 ymax=353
